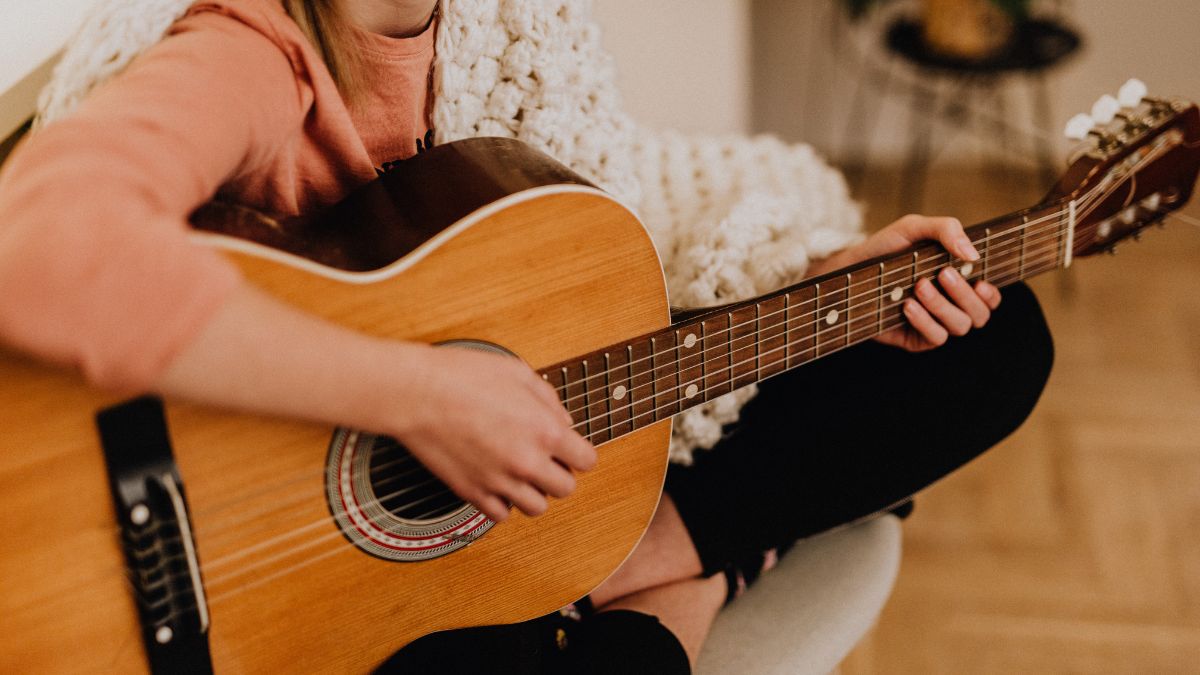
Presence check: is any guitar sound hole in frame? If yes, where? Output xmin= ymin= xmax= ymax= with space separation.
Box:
xmin=368 ymin=437 xmax=467 ymax=523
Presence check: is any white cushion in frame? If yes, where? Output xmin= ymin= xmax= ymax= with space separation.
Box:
xmin=695 ymin=515 xmax=902 ymax=675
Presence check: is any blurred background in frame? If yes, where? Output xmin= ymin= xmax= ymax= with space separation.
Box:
xmin=1 ymin=0 xmax=1197 ymax=672
xmin=594 ymin=0 xmax=1200 ymax=672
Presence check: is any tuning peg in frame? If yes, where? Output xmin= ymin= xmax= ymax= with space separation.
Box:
xmin=1064 ymin=113 xmax=1095 ymax=140
xmin=1118 ymin=78 xmax=1148 ymax=108
xmin=1091 ymin=95 xmax=1121 ymax=124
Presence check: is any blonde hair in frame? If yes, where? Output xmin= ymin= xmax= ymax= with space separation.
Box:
xmin=281 ymin=0 xmax=364 ymax=103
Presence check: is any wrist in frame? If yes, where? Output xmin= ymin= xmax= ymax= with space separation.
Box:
xmin=358 ymin=340 xmax=436 ymax=438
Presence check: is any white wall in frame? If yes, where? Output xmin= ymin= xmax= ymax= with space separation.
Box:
xmin=592 ymin=0 xmax=752 ymax=134
xmin=0 ymin=0 xmax=100 ymax=139
xmin=751 ymin=0 xmax=1200 ymax=165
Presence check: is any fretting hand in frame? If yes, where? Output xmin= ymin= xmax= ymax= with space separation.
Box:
xmin=808 ymin=215 xmax=1001 ymax=352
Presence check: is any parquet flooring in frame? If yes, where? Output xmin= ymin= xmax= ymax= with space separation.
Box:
xmin=840 ymin=167 xmax=1200 ymax=673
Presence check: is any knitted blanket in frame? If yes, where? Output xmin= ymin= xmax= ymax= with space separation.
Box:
xmin=37 ymin=0 xmax=863 ymax=463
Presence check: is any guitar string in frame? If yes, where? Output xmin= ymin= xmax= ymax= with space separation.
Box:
xmin=543 ymin=187 xmax=1119 ymax=399
xmin=555 ymin=224 xmax=1072 ymax=417
xmin=544 ymin=204 xmax=1086 ymax=397
xmin=187 ymin=249 xmax=1068 ymax=585
xmin=189 ymin=226 xmax=1068 ymax=552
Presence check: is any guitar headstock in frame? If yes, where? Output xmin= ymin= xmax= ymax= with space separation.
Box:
xmin=1049 ymin=80 xmax=1200 ymax=259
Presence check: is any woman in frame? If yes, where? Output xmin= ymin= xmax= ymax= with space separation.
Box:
xmin=0 ymin=0 xmax=1053 ymax=671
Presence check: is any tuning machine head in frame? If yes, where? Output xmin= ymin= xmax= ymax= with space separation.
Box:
xmin=1065 ymin=113 xmax=1095 ymax=141
xmin=1118 ymin=78 xmax=1148 ymax=108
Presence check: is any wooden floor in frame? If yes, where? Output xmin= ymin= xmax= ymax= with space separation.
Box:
xmin=841 ymin=166 xmax=1200 ymax=674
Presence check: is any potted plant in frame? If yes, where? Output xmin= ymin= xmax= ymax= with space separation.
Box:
xmin=846 ymin=0 xmax=1032 ymax=61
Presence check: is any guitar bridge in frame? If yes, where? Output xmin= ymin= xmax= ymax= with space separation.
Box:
xmin=97 ymin=397 xmax=213 ymax=675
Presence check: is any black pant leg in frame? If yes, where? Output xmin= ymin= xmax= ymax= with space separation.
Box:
xmin=666 ymin=282 xmax=1054 ymax=575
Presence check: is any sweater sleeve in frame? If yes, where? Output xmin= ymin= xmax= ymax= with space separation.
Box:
xmin=0 ymin=10 xmax=304 ymax=391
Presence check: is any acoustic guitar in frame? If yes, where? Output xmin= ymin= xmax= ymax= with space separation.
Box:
xmin=1 ymin=85 xmax=1197 ymax=672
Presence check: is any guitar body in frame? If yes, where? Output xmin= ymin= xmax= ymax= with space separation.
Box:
xmin=0 ymin=139 xmax=672 ymax=672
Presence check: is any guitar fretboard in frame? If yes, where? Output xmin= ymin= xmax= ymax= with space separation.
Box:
xmin=541 ymin=200 xmax=1073 ymax=445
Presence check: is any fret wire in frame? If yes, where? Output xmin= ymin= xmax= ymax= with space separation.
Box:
xmin=628 ymin=343 xmax=638 ymax=427
xmin=876 ymin=262 xmax=885 ymax=337
xmin=984 ymin=227 xmax=991 ymax=282
xmin=758 ymin=295 xmax=787 ymax=379
xmin=673 ymin=330 xmax=682 ymax=412
xmin=611 ymin=346 xmax=631 ymax=436
xmin=673 ymin=329 xmax=683 ymax=411
xmin=1020 ymin=214 xmax=1029 ymax=280
xmin=729 ymin=306 xmax=755 ymax=390
xmin=631 ymin=339 xmax=654 ymax=430
xmin=580 ymin=360 xmax=592 ymax=439
xmin=602 ymin=352 xmax=613 ymax=442
xmin=1057 ymin=206 xmax=1067 ymax=267
xmin=649 ymin=337 xmax=659 ymax=423
xmin=813 ymin=282 xmax=822 ymax=358
xmin=783 ymin=290 xmax=793 ymax=369
xmin=727 ymin=311 xmax=735 ymax=395
xmin=842 ymin=272 xmax=852 ymax=349
xmin=754 ymin=303 xmax=762 ymax=381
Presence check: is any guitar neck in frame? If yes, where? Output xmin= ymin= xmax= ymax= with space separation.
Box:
xmin=542 ymin=199 xmax=1075 ymax=446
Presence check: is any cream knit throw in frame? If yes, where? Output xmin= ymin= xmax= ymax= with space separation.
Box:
xmin=37 ymin=0 xmax=863 ymax=463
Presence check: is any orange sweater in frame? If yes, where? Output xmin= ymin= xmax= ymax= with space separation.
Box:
xmin=0 ymin=0 xmax=433 ymax=390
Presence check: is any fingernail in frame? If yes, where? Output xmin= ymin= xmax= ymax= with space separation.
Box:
xmin=917 ymin=279 xmax=935 ymax=299
xmin=977 ymin=281 xmax=994 ymax=298
xmin=958 ymin=237 xmax=980 ymax=261
xmin=940 ymin=267 xmax=960 ymax=285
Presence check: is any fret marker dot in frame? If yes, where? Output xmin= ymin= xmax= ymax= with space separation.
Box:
xmin=130 ymin=503 xmax=150 ymax=526
xmin=960 ymin=262 xmax=974 ymax=277
xmin=612 ymin=385 xmax=627 ymax=401
xmin=685 ymin=384 xmax=699 ymax=399
xmin=683 ymin=333 xmax=698 ymax=349
xmin=890 ymin=287 xmax=903 ymax=302
xmin=825 ymin=309 xmax=839 ymax=325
